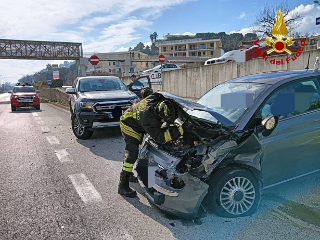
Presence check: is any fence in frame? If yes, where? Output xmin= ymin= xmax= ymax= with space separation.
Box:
xmin=161 ymin=49 xmax=320 ymax=99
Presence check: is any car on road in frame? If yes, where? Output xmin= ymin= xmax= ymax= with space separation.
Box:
xmin=9 ymin=84 xmax=40 ymax=111
xmin=135 ymin=69 xmax=320 ymax=219
xmin=204 ymin=51 xmax=236 ymax=65
xmin=66 ymin=76 xmax=151 ymax=139
xmin=143 ymin=63 xmax=180 ymax=74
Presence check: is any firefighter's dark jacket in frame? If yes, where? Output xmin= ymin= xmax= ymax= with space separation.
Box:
xmin=120 ymin=93 xmax=183 ymax=144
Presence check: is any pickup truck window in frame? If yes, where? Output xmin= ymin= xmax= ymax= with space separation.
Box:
xmin=78 ymin=77 xmax=127 ymax=92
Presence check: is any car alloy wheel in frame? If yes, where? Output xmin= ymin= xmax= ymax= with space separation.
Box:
xmin=206 ymin=167 xmax=261 ymax=218
xmin=71 ymin=114 xmax=93 ymax=139
xmin=73 ymin=116 xmax=84 ymax=136
xmin=219 ymin=177 xmax=255 ymax=215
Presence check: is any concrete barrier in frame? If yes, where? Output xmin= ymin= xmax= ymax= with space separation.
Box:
xmin=162 ymin=49 xmax=320 ymax=98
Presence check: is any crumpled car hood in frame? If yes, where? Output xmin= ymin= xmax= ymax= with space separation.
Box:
xmin=158 ymin=92 xmax=236 ymax=128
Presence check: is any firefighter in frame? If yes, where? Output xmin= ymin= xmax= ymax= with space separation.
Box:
xmin=140 ymin=87 xmax=153 ymax=99
xmin=118 ymin=93 xmax=183 ymax=197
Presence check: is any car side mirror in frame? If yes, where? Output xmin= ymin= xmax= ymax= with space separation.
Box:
xmin=66 ymin=88 xmax=76 ymax=94
xmin=262 ymin=115 xmax=278 ymax=130
xmin=7 ymin=90 xmax=12 ymax=93
xmin=36 ymin=90 xmax=40 ymax=93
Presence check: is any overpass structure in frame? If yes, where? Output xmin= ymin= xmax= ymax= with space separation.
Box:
xmin=0 ymin=39 xmax=82 ymax=60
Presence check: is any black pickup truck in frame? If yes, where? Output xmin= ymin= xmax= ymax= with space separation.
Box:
xmin=66 ymin=75 xmax=151 ymax=139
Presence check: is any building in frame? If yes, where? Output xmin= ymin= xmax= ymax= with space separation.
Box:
xmin=155 ymin=37 xmax=223 ymax=58
xmin=86 ymin=51 xmax=151 ymax=77
xmin=239 ymin=36 xmax=320 ymax=50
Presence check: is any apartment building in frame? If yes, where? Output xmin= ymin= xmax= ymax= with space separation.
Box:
xmin=155 ymin=37 xmax=223 ymax=58
xmin=239 ymin=36 xmax=320 ymax=50
xmin=89 ymin=51 xmax=150 ymax=77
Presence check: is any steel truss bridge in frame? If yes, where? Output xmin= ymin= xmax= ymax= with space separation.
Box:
xmin=0 ymin=39 xmax=82 ymax=60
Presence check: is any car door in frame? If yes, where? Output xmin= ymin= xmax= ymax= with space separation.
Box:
xmin=256 ymin=77 xmax=320 ymax=187
xmin=129 ymin=76 xmax=151 ymax=98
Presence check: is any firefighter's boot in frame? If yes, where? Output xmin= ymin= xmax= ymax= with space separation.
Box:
xmin=118 ymin=171 xmax=137 ymax=198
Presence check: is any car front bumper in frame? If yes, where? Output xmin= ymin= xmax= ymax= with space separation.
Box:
xmin=78 ymin=111 xmax=121 ymax=129
xmin=11 ymin=99 xmax=40 ymax=107
xmin=135 ymin=168 xmax=208 ymax=219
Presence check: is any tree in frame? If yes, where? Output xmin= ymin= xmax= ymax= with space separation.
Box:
xmin=152 ymin=32 xmax=158 ymax=42
xmin=253 ymin=1 xmax=301 ymax=37
xmin=149 ymin=34 xmax=154 ymax=44
xmin=133 ymin=42 xmax=145 ymax=52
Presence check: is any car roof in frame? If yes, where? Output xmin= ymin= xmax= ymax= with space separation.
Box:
xmin=78 ymin=76 xmax=121 ymax=80
xmin=14 ymin=85 xmax=34 ymax=88
xmin=228 ymin=70 xmax=320 ymax=85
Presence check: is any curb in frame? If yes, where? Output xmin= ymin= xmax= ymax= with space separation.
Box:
xmin=272 ymin=208 xmax=320 ymax=235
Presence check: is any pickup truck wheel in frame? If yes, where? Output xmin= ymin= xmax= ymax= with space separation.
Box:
xmin=207 ymin=167 xmax=261 ymax=218
xmin=71 ymin=114 xmax=93 ymax=139
xmin=11 ymin=105 xmax=16 ymax=111
xmin=35 ymin=104 xmax=40 ymax=110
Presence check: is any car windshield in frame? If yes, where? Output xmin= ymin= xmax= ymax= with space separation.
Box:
xmin=223 ymin=51 xmax=234 ymax=57
xmin=13 ymin=87 xmax=35 ymax=92
xmin=153 ymin=65 xmax=161 ymax=70
xmin=78 ymin=77 xmax=127 ymax=92
xmin=188 ymin=82 xmax=270 ymax=124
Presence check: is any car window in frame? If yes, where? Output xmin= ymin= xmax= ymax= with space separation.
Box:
xmin=258 ymin=78 xmax=320 ymax=120
xmin=13 ymin=87 xmax=35 ymax=92
xmin=78 ymin=77 xmax=127 ymax=92
xmin=132 ymin=77 xmax=149 ymax=90
xmin=190 ymin=82 xmax=270 ymax=124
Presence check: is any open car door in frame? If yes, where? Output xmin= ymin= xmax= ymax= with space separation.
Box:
xmin=128 ymin=75 xmax=152 ymax=98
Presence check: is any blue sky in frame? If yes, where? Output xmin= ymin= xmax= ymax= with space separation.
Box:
xmin=0 ymin=0 xmax=319 ymax=83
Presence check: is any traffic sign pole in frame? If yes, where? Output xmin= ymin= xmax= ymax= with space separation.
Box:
xmin=159 ymin=54 xmax=165 ymax=85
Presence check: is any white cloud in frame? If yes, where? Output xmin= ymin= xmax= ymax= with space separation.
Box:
xmin=288 ymin=4 xmax=320 ymax=35
xmin=230 ymin=27 xmax=254 ymax=35
xmin=236 ymin=12 xmax=246 ymax=19
xmin=0 ymin=0 xmax=195 ymax=82
xmin=230 ymin=4 xmax=320 ymax=36
xmin=171 ymin=32 xmax=196 ymax=36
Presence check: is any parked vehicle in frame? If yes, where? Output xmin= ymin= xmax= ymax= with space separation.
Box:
xmin=244 ymin=41 xmax=301 ymax=62
xmin=9 ymin=84 xmax=40 ymax=111
xmin=204 ymin=51 xmax=236 ymax=65
xmin=66 ymin=76 xmax=151 ymax=139
xmin=143 ymin=63 xmax=180 ymax=74
xmin=135 ymin=69 xmax=320 ymax=219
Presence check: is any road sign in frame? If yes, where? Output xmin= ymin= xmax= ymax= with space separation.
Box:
xmin=159 ymin=54 xmax=165 ymax=63
xmin=89 ymin=55 xmax=100 ymax=65
xmin=317 ymin=17 xmax=320 ymax=25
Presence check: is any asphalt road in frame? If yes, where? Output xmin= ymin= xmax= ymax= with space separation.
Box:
xmin=1 ymin=92 xmax=320 ymax=240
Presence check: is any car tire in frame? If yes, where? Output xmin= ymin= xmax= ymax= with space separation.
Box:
xmin=71 ymin=114 xmax=93 ymax=139
xmin=35 ymin=104 xmax=40 ymax=110
xmin=207 ymin=167 xmax=261 ymax=218
xmin=11 ymin=105 xmax=16 ymax=111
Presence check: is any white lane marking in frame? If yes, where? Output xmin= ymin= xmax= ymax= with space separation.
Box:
xmin=55 ymin=149 xmax=73 ymax=163
xmin=41 ymin=126 xmax=50 ymax=133
xmin=32 ymin=112 xmax=38 ymax=116
xmin=37 ymin=120 xmax=45 ymax=125
xmin=34 ymin=117 xmax=42 ymax=121
xmin=263 ymin=168 xmax=320 ymax=190
xmin=46 ymin=136 xmax=60 ymax=145
xmin=68 ymin=173 xmax=102 ymax=203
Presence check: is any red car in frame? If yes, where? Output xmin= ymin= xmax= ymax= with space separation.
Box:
xmin=9 ymin=84 xmax=40 ymax=111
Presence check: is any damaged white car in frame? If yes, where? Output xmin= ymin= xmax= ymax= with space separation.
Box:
xmin=135 ymin=70 xmax=320 ymax=218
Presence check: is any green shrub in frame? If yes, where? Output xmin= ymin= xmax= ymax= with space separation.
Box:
xmin=52 ymin=79 xmax=63 ymax=87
